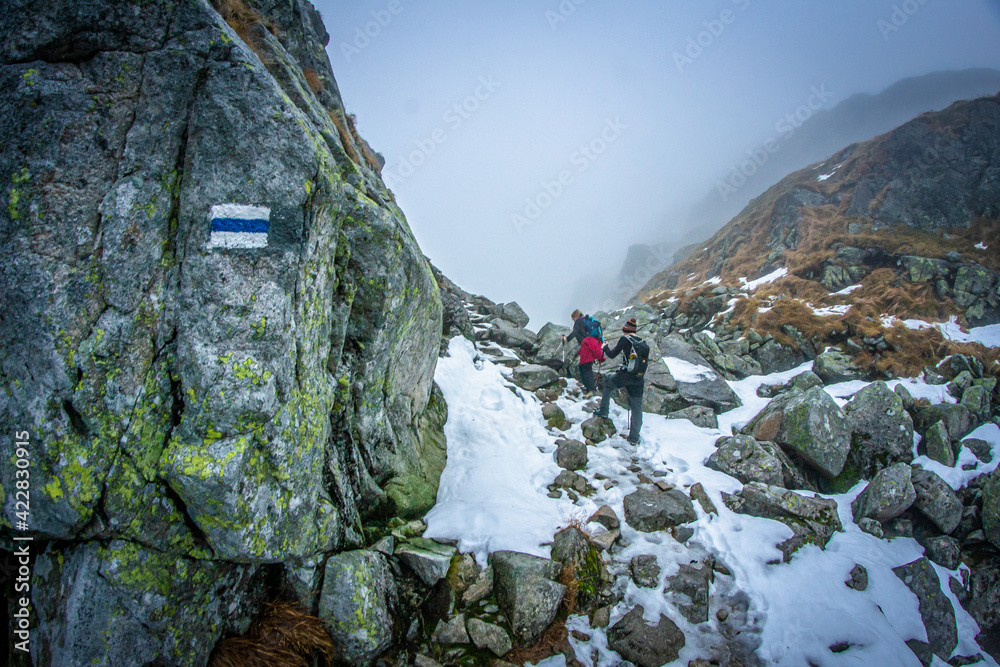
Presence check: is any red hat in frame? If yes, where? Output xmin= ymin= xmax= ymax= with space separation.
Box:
xmin=623 ymin=318 xmax=637 ymax=333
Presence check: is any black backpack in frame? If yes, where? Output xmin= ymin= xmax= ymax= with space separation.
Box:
xmin=582 ymin=315 xmax=603 ymax=342
xmin=624 ymin=335 xmax=649 ymax=377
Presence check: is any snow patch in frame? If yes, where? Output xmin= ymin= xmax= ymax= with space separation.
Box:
xmin=662 ymin=356 xmax=717 ymax=382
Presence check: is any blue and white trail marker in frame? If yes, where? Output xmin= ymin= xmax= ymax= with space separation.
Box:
xmin=207 ymin=203 xmax=271 ymax=249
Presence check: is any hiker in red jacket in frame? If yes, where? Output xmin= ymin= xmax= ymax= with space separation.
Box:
xmin=561 ymin=309 xmax=604 ymax=397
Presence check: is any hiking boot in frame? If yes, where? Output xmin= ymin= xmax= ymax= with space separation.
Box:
xmin=583 ymin=391 xmax=595 ymax=399
xmin=628 ymin=436 xmax=641 ymax=445
xmin=592 ymin=410 xmax=609 ymax=418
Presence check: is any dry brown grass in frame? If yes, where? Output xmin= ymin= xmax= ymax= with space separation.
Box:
xmin=212 ymin=0 xmax=269 ymax=42
xmin=505 ymin=617 xmax=573 ymax=666
xmin=302 ymin=67 xmax=323 ymax=93
xmin=328 ymin=111 xmax=363 ymax=167
xmin=346 ymin=114 xmax=382 ymax=172
xmin=208 ymin=600 xmax=335 ymax=667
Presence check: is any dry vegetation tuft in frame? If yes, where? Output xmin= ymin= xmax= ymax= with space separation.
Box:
xmin=208 ymin=600 xmax=335 ymax=667
xmin=328 ymin=111 xmax=363 ymax=167
xmin=302 ymin=67 xmax=323 ymax=93
xmin=346 ymin=113 xmax=382 ymax=172
xmin=505 ymin=617 xmax=574 ymax=666
xmin=212 ymin=0 xmax=271 ymax=43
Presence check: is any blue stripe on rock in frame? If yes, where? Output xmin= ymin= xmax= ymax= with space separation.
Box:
xmin=210 ymin=218 xmax=270 ymax=233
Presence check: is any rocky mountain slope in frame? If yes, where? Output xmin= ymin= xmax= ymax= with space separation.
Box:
xmin=1 ymin=0 xmax=444 ymax=663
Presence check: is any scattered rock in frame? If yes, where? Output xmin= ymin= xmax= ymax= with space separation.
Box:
xmin=319 ymin=550 xmax=399 ymax=664
xmin=591 ymin=606 xmax=611 ymax=629
xmin=964 ymin=438 xmax=994 ymax=463
xmin=983 ymin=469 xmax=1000 ymax=550
xmin=893 ymin=558 xmax=958 ymax=664
xmin=965 ymin=564 xmax=1000 ymax=658
xmin=667 ymin=562 xmax=711 ymax=623
xmin=910 ymin=468 xmax=963 ymax=534
xmin=743 ymin=386 xmax=852 ymax=478
xmin=623 ymin=487 xmax=697 ymax=532
xmin=588 ymin=505 xmax=620 ymax=531
xmin=553 ymin=470 xmax=590 ymax=494
xmin=894 ymin=383 xmax=916 ymax=411
xmin=467 ymin=618 xmax=513 ymax=657
xmin=542 ymin=402 xmax=569 ymax=430
xmin=433 ymin=614 xmax=470 ymax=645
xmin=922 ymin=421 xmax=954 ymax=467
xmin=813 ymin=348 xmax=863 ymax=384
xmin=706 ymin=435 xmax=783 ymax=487
xmin=590 ymin=528 xmax=620 ymax=551
xmin=629 ymin=555 xmax=661 ymax=588
xmin=414 ymin=654 xmax=445 ymax=667
xmin=846 ymin=564 xmax=869 ymax=591
xmin=858 ymin=517 xmax=884 ymax=538
xmin=666 ymin=405 xmax=719 ymax=428
xmin=511 ymin=364 xmax=559 ymax=391
xmin=920 ymin=535 xmax=962 ymax=570
xmin=490 ymin=551 xmax=565 ymax=644
xmin=724 ymin=482 xmax=843 ymax=560
xmin=842 ymin=381 xmax=915 ymax=481
xmin=555 ymin=439 xmax=588 ymax=471
xmin=607 ymin=605 xmax=686 ymax=667
xmin=851 ymin=463 xmax=916 ymax=524
xmin=394 ymin=538 xmax=457 ymax=586
xmin=581 ymin=416 xmax=617 ymax=443
xmin=462 ymin=566 xmax=494 ymax=606
xmin=551 ymin=526 xmax=591 ymax=565
xmin=914 ymin=403 xmax=976 ymax=442
xmin=689 ymin=482 xmax=718 ymax=515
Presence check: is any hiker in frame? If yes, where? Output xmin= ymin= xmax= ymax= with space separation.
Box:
xmin=593 ymin=317 xmax=649 ymax=444
xmin=561 ymin=309 xmax=604 ymax=397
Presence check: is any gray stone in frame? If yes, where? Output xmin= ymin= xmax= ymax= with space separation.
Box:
xmin=394 ymin=538 xmax=457 ymax=586
xmin=607 ymin=605 xmax=686 ymax=667
xmin=551 ymin=526 xmax=591 ymax=565
xmin=414 ymin=655 xmax=445 ymax=667
xmin=961 ymin=384 xmax=993 ymax=422
xmin=842 ymin=381 xmax=915 ymax=482
xmin=319 ymin=550 xmax=399 ymax=664
xmin=689 ymin=482 xmax=718 ymax=515
xmin=983 ymin=469 xmax=1000 ymax=550
xmin=490 ymin=551 xmax=565 ymax=644
xmin=555 ymin=439 xmax=588 ymax=471
xmin=743 ymin=386 xmax=852 ymax=478
xmin=965 ymin=438 xmax=994 ymax=463
xmin=858 ymin=517 xmax=884 ymax=538
xmin=754 ymin=339 xmax=807 ymax=374
xmin=623 ymin=487 xmax=698 ymax=532
xmin=30 ymin=541 xmax=259 ymax=667
xmin=533 ymin=322 xmax=573 ymax=370
xmin=581 ymin=416 xmax=617 ymax=443
xmin=492 ymin=302 xmax=530 ymax=328
xmin=588 ymin=505 xmax=620 ymax=531
xmin=542 ymin=402 xmax=568 ymax=430
xmin=590 ymin=528 xmax=620 ymax=551
xmin=706 ymin=435 xmax=784 ymax=487
xmin=489 ymin=318 xmax=537 ymax=350
xmin=920 ymin=535 xmax=962 ymax=570
xmin=895 ymin=383 xmax=917 ymax=411
xmin=629 ymin=555 xmax=661 ymax=588
xmin=666 ymin=405 xmax=719 ymax=428
xmin=965 ymin=564 xmax=1000 ymax=658
xmin=911 ymin=468 xmax=963 ymax=534
xmin=893 ymin=558 xmax=957 ymax=664
xmin=922 ymin=421 xmax=954 ymax=467
xmin=724 ymin=482 xmax=843 ymax=560
xmin=461 ymin=566 xmax=494 ymax=606
xmin=846 ymin=564 xmax=869 ymax=591
xmin=511 ymin=364 xmax=559 ymax=391
xmin=433 ymin=614 xmax=470 ymax=645
xmin=466 ymin=618 xmax=513 ymax=657
xmin=656 ymin=334 xmax=743 ymax=413
xmin=813 ymin=348 xmax=864 ymax=384
xmin=948 ymin=371 xmax=975 ymax=399
xmin=851 ymin=463 xmax=916 ymax=523
xmin=553 ymin=470 xmax=590 ymax=494
xmin=713 ymin=352 xmax=763 ymax=379
xmin=914 ymin=403 xmax=976 ymax=442
xmin=667 ymin=562 xmax=712 ymax=624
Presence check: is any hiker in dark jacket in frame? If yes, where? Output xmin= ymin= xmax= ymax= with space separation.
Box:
xmin=561 ymin=309 xmax=603 ymax=396
xmin=594 ymin=317 xmax=645 ymax=444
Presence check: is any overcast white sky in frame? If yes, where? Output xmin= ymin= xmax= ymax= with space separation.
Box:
xmin=312 ymin=0 xmax=1000 ymax=326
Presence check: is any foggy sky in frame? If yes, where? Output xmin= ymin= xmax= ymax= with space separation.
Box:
xmin=313 ymin=0 xmax=1000 ymax=327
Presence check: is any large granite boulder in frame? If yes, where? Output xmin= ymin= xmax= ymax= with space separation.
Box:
xmin=893 ymin=558 xmax=957 ymax=665
xmin=723 ymin=482 xmax=842 ymax=561
xmin=851 ymin=463 xmax=916 ymax=524
xmin=841 ymin=381 xmax=914 ymax=482
xmin=489 ymin=551 xmax=565 ymax=644
xmin=742 ymin=387 xmax=851 ymax=478
xmin=0 ymin=0 xmax=446 ymax=661
xmin=607 ymin=605 xmax=685 ymax=667
xmin=623 ymin=487 xmax=697 ymax=532
xmin=812 ymin=348 xmax=864 ymax=384
xmin=910 ymin=468 xmax=963 ymax=535
xmin=706 ymin=435 xmax=783 ymax=487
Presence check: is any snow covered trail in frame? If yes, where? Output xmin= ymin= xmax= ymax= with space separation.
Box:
xmin=424 ymin=336 xmax=1000 ymax=666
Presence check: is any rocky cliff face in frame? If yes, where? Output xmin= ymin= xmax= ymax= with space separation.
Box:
xmin=0 ymin=0 xmax=443 ymax=663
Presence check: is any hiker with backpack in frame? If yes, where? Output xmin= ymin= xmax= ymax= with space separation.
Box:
xmin=593 ymin=317 xmax=649 ymax=445
xmin=561 ymin=309 xmax=604 ymax=397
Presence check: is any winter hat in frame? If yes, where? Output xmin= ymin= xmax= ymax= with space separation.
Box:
xmin=622 ymin=318 xmax=637 ymax=333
